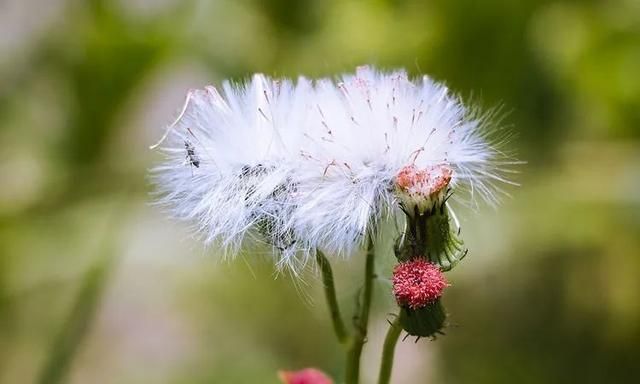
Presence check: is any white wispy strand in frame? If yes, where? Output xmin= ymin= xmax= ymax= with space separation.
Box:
xmin=150 ymin=66 xmax=516 ymax=270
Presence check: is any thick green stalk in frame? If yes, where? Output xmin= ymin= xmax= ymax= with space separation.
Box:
xmin=37 ymin=254 xmax=112 ymax=384
xmin=344 ymin=237 xmax=376 ymax=384
xmin=37 ymin=193 xmax=126 ymax=384
xmin=316 ymin=250 xmax=348 ymax=344
xmin=377 ymin=314 xmax=402 ymax=384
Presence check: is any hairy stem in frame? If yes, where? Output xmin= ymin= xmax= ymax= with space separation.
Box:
xmin=377 ymin=314 xmax=402 ymax=384
xmin=316 ymin=250 xmax=349 ymax=344
xmin=345 ymin=237 xmax=376 ymax=384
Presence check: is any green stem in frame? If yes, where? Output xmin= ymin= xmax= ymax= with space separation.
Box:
xmin=37 ymin=251 xmax=113 ymax=384
xmin=377 ymin=314 xmax=402 ymax=384
xmin=345 ymin=237 xmax=376 ymax=384
xmin=37 ymin=194 xmax=128 ymax=384
xmin=316 ymin=250 xmax=348 ymax=344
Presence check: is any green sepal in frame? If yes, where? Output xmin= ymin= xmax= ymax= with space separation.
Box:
xmin=399 ymin=299 xmax=447 ymax=338
xmin=394 ymin=201 xmax=467 ymax=271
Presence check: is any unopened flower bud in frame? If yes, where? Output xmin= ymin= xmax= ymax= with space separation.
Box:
xmin=392 ymin=259 xmax=449 ymax=338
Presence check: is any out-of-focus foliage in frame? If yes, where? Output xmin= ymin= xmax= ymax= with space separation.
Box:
xmin=0 ymin=0 xmax=638 ymax=383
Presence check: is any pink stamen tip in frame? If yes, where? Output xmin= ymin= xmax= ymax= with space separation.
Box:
xmin=395 ymin=164 xmax=453 ymax=197
xmin=392 ymin=259 xmax=448 ymax=309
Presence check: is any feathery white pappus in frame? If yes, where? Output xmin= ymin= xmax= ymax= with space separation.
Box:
xmin=150 ymin=66 xmax=517 ymax=270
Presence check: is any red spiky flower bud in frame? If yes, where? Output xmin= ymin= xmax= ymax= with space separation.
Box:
xmin=393 ymin=259 xmax=448 ymax=309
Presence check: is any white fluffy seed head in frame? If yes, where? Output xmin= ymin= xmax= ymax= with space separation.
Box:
xmin=150 ymin=66 xmax=517 ymax=271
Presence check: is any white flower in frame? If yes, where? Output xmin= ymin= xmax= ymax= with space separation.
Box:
xmin=150 ymin=66 xmax=516 ymax=270
xmin=150 ymin=74 xmax=313 ymax=267
xmin=287 ymin=66 xmax=516 ymax=256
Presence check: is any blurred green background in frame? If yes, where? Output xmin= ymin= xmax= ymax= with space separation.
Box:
xmin=1 ymin=0 xmax=639 ymax=383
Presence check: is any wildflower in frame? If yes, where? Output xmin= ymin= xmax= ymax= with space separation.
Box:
xmin=278 ymin=368 xmax=334 ymax=384
xmin=392 ymin=259 xmax=448 ymax=309
xmin=288 ymin=66 xmax=513 ymax=258
xmin=150 ymin=66 xmax=514 ymax=270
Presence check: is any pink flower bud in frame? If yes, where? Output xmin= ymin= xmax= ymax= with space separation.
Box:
xmin=278 ymin=368 xmax=334 ymax=384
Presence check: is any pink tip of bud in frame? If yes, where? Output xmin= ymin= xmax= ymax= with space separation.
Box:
xmin=395 ymin=164 xmax=453 ymax=197
xmin=392 ymin=259 xmax=448 ymax=309
xmin=278 ymin=368 xmax=334 ymax=384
